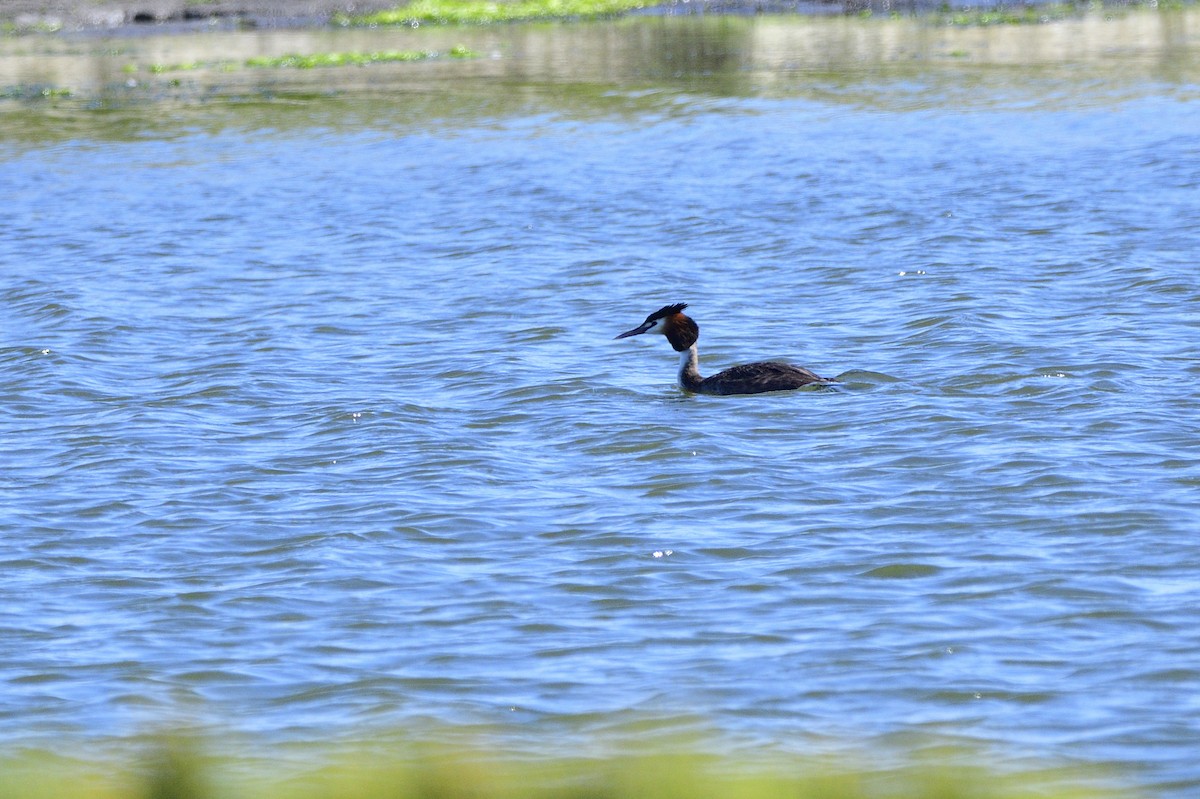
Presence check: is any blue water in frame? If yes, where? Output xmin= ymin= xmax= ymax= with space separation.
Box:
xmin=2 ymin=12 xmax=1200 ymax=796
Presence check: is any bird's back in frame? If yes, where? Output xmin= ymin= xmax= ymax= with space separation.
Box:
xmin=699 ymin=361 xmax=829 ymax=395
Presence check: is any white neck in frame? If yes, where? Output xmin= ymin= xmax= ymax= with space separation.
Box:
xmin=678 ymin=344 xmax=704 ymax=392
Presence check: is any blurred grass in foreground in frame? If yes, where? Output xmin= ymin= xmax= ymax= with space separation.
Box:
xmin=0 ymin=739 xmax=1130 ymax=799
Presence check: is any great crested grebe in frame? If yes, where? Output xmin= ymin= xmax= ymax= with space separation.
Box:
xmin=615 ymin=303 xmax=832 ymax=396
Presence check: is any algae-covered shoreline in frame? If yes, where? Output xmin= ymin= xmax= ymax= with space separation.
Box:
xmin=0 ymin=0 xmax=781 ymax=32
xmin=0 ymin=0 xmax=395 ymax=32
xmin=3 ymin=1 xmax=1196 ymax=123
xmin=0 ymin=0 xmax=1168 ymax=34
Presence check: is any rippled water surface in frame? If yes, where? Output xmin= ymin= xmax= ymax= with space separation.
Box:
xmin=3 ymin=10 xmax=1200 ymax=796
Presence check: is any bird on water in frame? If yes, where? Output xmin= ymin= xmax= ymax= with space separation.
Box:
xmin=615 ymin=303 xmax=833 ymax=396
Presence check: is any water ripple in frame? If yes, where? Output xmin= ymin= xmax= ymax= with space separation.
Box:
xmin=4 ymin=52 xmax=1200 ymax=798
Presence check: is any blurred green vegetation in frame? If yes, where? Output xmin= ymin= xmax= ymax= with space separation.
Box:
xmin=243 ymin=47 xmax=478 ymax=68
xmin=929 ymin=1 xmax=1084 ymax=25
xmin=125 ymin=46 xmax=477 ymax=75
xmin=0 ymin=739 xmax=1129 ymax=799
xmin=343 ymin=0 xmax=665 ymax=26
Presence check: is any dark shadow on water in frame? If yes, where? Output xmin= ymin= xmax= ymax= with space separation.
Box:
xmin=832 ymin=369 xmax=903 ymax=389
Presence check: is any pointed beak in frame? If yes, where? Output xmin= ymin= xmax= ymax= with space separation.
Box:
xmin=614 ymin=321 xmax=653 ymax=340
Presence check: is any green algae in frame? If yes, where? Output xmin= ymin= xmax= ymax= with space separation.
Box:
xmin=932 ymin=2 xmax=1084 ymax=25
xmin=244 ymin=46 xmax=476 ymax=68
xmin=924 ymin=0 xmax=1187 ymax=26
xmin=128 ymin=46 xmax=477 ymax=76
xmin=0 ymin=84 xmax=72 ymax=98
xmin=344 ymin=0 xmax=663 ymax=26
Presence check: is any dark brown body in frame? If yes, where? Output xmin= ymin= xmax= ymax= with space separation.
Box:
xmin=682 ymin=360 xmax=827 ymax=395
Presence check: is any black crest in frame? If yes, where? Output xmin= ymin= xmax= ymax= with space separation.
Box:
xmin=648 ymin=302 xmax=688 ymax=323
xmin=615 ymin=302 xmax=696 ymax=344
